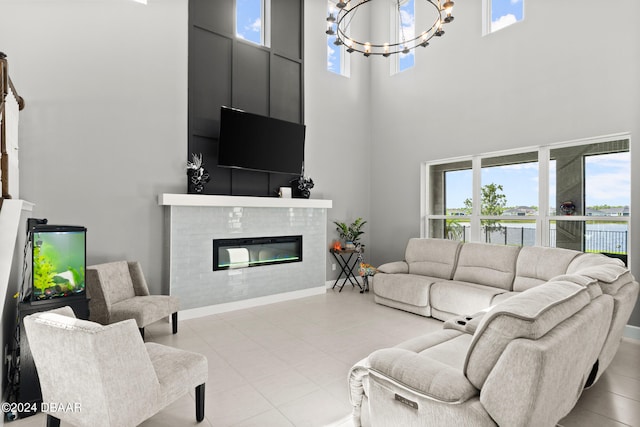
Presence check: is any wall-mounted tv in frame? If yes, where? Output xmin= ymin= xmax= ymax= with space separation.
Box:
xmin=31 ymin=225 xmax=86 ymax=302
xmin=218 ymin=106 xmax=305 ymax=175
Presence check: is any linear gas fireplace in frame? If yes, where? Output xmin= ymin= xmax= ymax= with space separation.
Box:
xmin=213 ymin=235 xmax=303 ymax=271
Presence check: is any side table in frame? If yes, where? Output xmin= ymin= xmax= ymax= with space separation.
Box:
xmin=330 ymin=247 xmax=364 ymax=292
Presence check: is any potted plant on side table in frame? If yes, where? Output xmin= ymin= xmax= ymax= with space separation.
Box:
xmin=333 ymin=217 xmax=366 ymax=250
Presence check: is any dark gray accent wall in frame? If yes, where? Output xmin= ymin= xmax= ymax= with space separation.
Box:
xmin=189 ymin=0 xmax=304 ymax=197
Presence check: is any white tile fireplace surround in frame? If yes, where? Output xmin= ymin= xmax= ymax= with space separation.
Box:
xmin=159 ymin=194 xmax=332 ymax=317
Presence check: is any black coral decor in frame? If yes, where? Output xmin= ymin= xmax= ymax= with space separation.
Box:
xmin=293 ymin=176 xmax=314 ymax=199
xmin=187 ymin=153 xmax=210 ymax=193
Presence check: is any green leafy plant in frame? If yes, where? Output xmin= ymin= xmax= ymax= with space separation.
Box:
xmin=69 ymin=266 xmax=85 ymax=289
xmin=32 ymin=245 xmax=57 ymax=294
xmin=445 ymin=219 xmax=465 ymax=241
xmin=333 ymin=217 xmax=367 ymax=243
xmin=463 ymin=183 xmax=507 ymax=242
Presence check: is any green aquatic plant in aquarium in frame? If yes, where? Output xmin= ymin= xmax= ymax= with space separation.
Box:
xmin=32 ymin=227 xmax=86 ymax=300
xmin=33 ymin=244 xmax=57 ymax=294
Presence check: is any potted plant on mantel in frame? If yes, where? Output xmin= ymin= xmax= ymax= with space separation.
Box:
xmin=333 ymin=217 xmax=367 ymax=250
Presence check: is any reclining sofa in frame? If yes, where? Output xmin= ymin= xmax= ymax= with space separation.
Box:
xmin=349 ymin=238 xmax=638 ymax=426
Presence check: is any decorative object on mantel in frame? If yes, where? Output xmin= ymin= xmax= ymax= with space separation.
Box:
xmin=560 ymin=201 xmax=576 ymax=215
xmin=291 ymin=165 xmax=314 ymax=199
xmin=186 ymin=153 xmax=210 ymax=194
xmin=326 ymin=0 xmax=454 ymax=57
xmin=333 ymin=217 xmax=366 ymax=250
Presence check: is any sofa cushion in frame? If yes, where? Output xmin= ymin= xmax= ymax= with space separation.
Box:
xmin=453 ymin=243 xmax=520 ymax=290
xmin=566 ymin=252 xmax=625 ymax=274
xmin=373 ymin=273 xmax=436 ymax=307
xmin=369 ymin=330 xmax=476 ymax=400
xmin=464 ymin=281 xmax=591 ymax=389
xmin=430 ymin=281 xmax=507 ymax=321
xmin=490 ymin=291 xmax=517 ymax=306
xmin=377 ymin=261 xmax=409 ymax=274
xmin=405 ymin=238 xmax=462 ymax=280
xmin=92 ymin=261 xmax=137 ymax=305
xmin=513 ymin=246 xmax=581 ymax=292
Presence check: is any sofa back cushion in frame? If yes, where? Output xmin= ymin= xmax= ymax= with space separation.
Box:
xmin=452 ymin=243 xmax=520 ymax=290
xmin=463 ymin=281 xmax=595 ymax=389
xmin=478 ymin=292 xmax=613 ymax=427
xmin=90 ymin=261 xmax=137 ymax=305
xmin=513 ymin=246 xmax=581 ymax=292
xmin=405 ymin=238 xmax=462 ymax=280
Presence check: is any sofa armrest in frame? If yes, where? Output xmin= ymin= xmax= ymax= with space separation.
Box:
xmin=377 ymin=261 xmax=409 ymax=274
xmin=369 ymin=348 xmax=478 ymax=403
xmin=443 ymin=311 xmax=487 ymax=334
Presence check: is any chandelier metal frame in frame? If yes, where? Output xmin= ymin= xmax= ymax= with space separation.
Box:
xmin=326 ymin=0 xmax=454 ymax=57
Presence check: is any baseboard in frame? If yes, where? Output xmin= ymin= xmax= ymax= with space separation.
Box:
xmin=624 ymin=324 xmax=640 ymax=341
xmin=325 ymin=277 xmax=365 ymax=289
xmin=179 ymin=286 xmax=326 ymax=320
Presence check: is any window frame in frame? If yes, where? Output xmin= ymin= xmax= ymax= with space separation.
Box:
xmin=235 ymin=0 xmax=271 ymax=47
xmin=327 ymin=0 xmax=351 ymax=77
xmin=482 ymin=0 xmax=525 ymax=36
xmin=421 ymin=133 xmax=632 ymax=258
xmin=391 ymin=0 xmax=416 ymax=75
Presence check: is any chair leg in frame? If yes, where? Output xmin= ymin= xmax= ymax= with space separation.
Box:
xmin=47 ymin=415 xmax=61 ymax=427
xmin=196 ymin=383 xmax=205 ymax=422
xmin=139 ymin=327 xmax=145 ymax=339
xmin=172 ymin=312 xmax=178 ymax=334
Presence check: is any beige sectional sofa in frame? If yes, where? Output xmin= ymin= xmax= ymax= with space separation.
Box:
xmin=350 ymin=238 xmax=639 ymax=426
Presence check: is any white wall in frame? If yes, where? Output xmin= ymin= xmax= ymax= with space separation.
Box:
xmin=368 ymin=0 xmax=640 ymax=325
xmin=0 ymin=0 xmax=188 ymax=292
xmin=304 ymin=0 xmax=373 ymax=279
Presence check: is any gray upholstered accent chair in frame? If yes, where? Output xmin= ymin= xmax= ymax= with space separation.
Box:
xmin=23 ymin=306 xmax=207 ymax=427
xmin=86 ymin=261 xmax=179 ymax=338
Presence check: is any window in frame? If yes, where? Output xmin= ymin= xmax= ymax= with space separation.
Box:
xmin=484 ymin=0 xmax=524 ymax=35
xmin=480 ymin=152 xmax=538 ymax=244
xmin=424 ymin=136 xmax=631 ymax=263
xmin=236 ymin=0 xmax=270 ymax=46
xmin=549 ymin=139 xmax=630 ymax=262
xmin=426 ymin=160 xmax=472 ymax=241
xmin=394 ymin=0 xmax=415 ymax=73
xmin=327 ymin=1 xmax=350 ymax=76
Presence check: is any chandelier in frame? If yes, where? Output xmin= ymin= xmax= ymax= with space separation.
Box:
xmin=326 ymin=0 xmax=454 ymax=57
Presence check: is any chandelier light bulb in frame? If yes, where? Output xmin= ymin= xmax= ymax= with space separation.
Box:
xmin=443 ymin=0 xmax=455 ymax=22
xmin=420 ymin=31 xmax=429 ymax=47
xmin=345 ymin=38 xmax=354 ymax=53
xmin=326 ymin=21 xmax=335 ymax=35
xmin=383 ymin=43 xmax=390 ymax=57
xmin=364 ymin=42 xmax=371 ymax=57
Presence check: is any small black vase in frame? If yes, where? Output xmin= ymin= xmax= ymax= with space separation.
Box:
xmin=188 ymin=168 xmax=210 ymax=194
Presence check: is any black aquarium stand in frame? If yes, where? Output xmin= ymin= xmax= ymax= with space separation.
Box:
xmin=16 ymin=295 xmax=89 ymax=418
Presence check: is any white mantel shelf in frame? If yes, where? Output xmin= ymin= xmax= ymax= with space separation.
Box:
xmin=159 ymin=193 xmax=332 ymax=209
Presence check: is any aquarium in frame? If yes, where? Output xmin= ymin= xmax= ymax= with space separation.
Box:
xmin=31 ymin=225 xmax=86 ymax=301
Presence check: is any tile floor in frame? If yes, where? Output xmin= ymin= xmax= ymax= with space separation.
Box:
xmin=8 ymin=286 xmax=640 ymax=426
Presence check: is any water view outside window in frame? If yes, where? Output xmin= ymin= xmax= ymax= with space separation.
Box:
xmin=550 ymin=140 xmax=630 ymax=262
xmin=489 ymin=0 xmax=524 ymax=33
xmin=425 ymin=137 xmax=630 ymax=263
xmin=237 ymin=0 xmax=263 ymax=45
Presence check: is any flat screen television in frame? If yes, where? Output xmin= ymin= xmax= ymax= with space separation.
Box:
xmin=218 ymin=106 xmax=305 ymax=175
xmin=31 ymin=225 xmax=86 ymax=302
